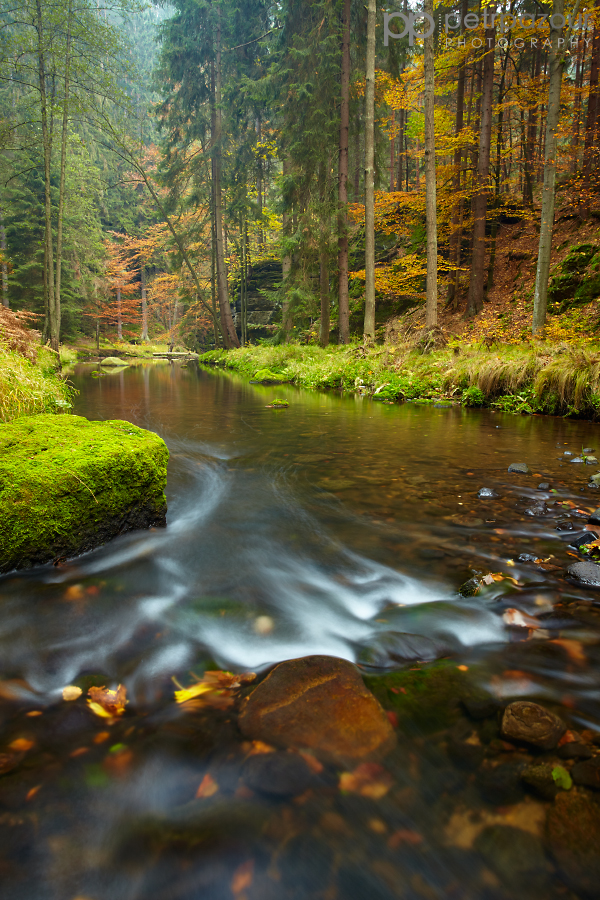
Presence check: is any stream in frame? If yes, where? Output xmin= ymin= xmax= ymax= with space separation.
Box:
xmin=1 ymin=360 xmax=600 ymax=899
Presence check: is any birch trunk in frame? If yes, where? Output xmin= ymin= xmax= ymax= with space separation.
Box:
xmin=363 ymin=0 xmax=376 ymax=339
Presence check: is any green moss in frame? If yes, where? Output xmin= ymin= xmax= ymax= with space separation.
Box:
xmin=363 ymin=659 xmax=485 ymax=733
xmin=251 ymin=367 xmax=289 ymax=383
xmin=0 ymin=414 xmax=169 ymax=573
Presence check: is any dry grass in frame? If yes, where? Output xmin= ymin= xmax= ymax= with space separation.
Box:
xmin=0 ymin=307 xmax=40 ymax=362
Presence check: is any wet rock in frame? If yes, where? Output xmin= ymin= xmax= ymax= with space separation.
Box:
xmin=590 ymin=473 xmax=600 ymax=487
xmin=458 ymin=576 xmax=481 ymax=597
xmin=571 ymin=758 xmax=600 ymax=790
xmin=547 ymin=790 xmax=600 ymax=896
xmin=474 ymin=825 xmax=550 ymax=891
xmin=477 ymin=761 xmax=526 ymax=805
xmin=587 ymin=457 xmax=599 ymax=464
xmin=462 ymin=696 xmax=501 ymax=720
xmin=358 ymin=631 xmax=450 ymax=668
xmin=447 ymin=722 xmax=485 ymax=770
xmin=242 ymin=751 xmax=313 ymax=797
xmin=508 ymin=463 xmax=531 ymax=474
xmin=521 ymin=763 xmax=560 ymax=801
xmin=558 ymin=742 xmax=594 ymax=761
xmin=569 ymin=531 xmax=599 ymax=550
xmin=525 ymin=502 xmax=549 ymax=517
xmin=518 ymin=552 xmax=539 ymax=563
xmin=584 ymin=448 xmax=595 ymax=454
xmin=238 ymin=655 xmax=396 ymax=766
xmin=538 ymin=482 xmax=550 ymax=490
xmin=588 ymin=508 xmax=600 ymax=525
xmin=478 ymin=487 xmax=499 ymax=498
xmin=500 ymin=701 xmax=565 ymax=750
xmin=571 ymin=457 xmax=585 ymax=463
xmin=556 ymin=520 xmax=577 ymax=532
xmin=563 ymin=451 xmax=573 ymax=457
xmin=566 ymin=560 xmax=600 ymax=588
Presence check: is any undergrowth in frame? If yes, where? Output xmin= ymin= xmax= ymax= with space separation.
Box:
xmin=199 ymin=342 xmax=600 ymax=419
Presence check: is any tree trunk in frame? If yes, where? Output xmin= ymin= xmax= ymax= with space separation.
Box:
xmin=533 ymin=0 xmax=569 ymax=333
xmin=36 ymin=0 xmax=57 ymax=353
xmin=446 ymin=0 xmax=468 ymax=307
xmin=423 ymin=0 xmax=437 ymax=328
xmin=466 ymin=20 xmax=495 ymax=317
xmin=571 ymin=30 xmax=586 ymax=173
xmin=363 ymin=0 xmax=376 ymax=339
xmin=583 ymin=23 xmax=600 ymax=188
xmin=141 ymin=263 xmax=148 ymax=341
xmin=281 ymin=157 xmax=293 ymax=338
xmin=389 ymin=111 xmax=395 ymax=191
xmin=338 ymin=0 xmax=350 ymax=344
xmin=117 ymin=286 xmax=122 ymax=340
xmin=353 ymin=119 xmax=360 ymax=199
xmin=54 ymin=0 xmax=72 ymax=350
xmin=0 ymin=207 xmax=8 ymax=308
xmin=212 ymin=19 xmax=239 ymax=349
xmin=320 ymin=158 xmax=331 ymax=346
xmin=396 ymin=108 xmax=405 ymax=191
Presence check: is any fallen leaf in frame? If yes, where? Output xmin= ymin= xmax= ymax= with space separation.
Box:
xmin=243 ymin=740 xmax=275 ymax=756
xmin=558 ymin=730 xmax=580 ymax=747
xmin=503 ymin=608 xmax=541 ymax=629
xmin=174 ymin=670 xmax=256 ymax=709
xmin=64 ymin=585 xmax=85 ymax=601
xmin=26 ymin=710 xmax=43 ymax=717
xmin=457 ymin=665 xmax=469 ymax=672
xmin=298 ymin=749 xmax=324 ymax=774
xmin=87 ymin=685 xmax=127 ymax=718
xmin=70 ymin=747 xmax=90 ymax=758
xmin=387 ymin=829 xmax=423 ymax=848
xmin=549 ymin=639 xmax=586 ymax=665
xmin=103 ymin=748 xmax=133 ymax=776
xmin=386 ymin=710 xmax=399 ymax=728
xmin=26 ymin=785 xmax=41 ymax=801
xmin=9 ymin=738 xmax=34 ymax=752
xmin=552 ymin=765 xmax=573 ymax=790
xmin=62 ymin=685 xmax=83 ymax=701
xmin=196 ymin=773 xmax=219 ymax=799
xmin=93 ymin=731 xmax=111 ymax=744
xmin=231 ymin=860 xmax=254 ymax=895
xmin=339 ymin=763 xmax=394 ymax=799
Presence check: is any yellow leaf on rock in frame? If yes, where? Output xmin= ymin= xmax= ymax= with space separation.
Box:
xmin=196 ymin=773 xmax=219 ymax=799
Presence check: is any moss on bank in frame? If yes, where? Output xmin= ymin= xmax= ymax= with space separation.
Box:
xmin=0 ymin=347 xmax=73 ymax=422
xmin=0 ymin=414 xmax=169 ymax=573
xmin=199 ymin=343 xmax=600 ymax=418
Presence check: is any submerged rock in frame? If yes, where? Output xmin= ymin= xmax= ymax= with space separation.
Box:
xmin=358 ymin=631 xmax=451 ymax=668
xmin=568 ymin=531 xmax=599 ymax=550
xmin=477 ymin=487 xmax=499 ymax=498
xmin=588 ymin=508 xmax=600 ymax=525
xmin=571 ymin=758 xmax=600 ymax=790
xmin=500 ymin=701 xmax=565 ymax=750
xmin=474 ymin=825 xmax=550 ymax=891
xmin=242 ymin=751 xmax=313 ymax=797
xmin=508 ymin=463 xmax=531 ymax=474
xmin=521 ymin=763 xmax=560 ymax=801
xmin=547 ymin=790 xmax=600 ymax=896
xmin=0 ymin=414 xmax=168 ymax=573
xmin=238 ymin=655 xmax=396 ymax=766
xmin=566 ymin=560 xmax=600 ymax=588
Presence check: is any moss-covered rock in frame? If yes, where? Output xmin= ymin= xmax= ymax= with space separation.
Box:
xmin=250 ymin=368 xmax=289 ymax=384
xmin=363 ymin=659 xmax=490 ymax=734
xmin=0 ymin=414 xmax=168 ymax=573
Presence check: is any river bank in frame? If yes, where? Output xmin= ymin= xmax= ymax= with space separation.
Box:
xmin=199 ymin=342 xmax=600 ymax=419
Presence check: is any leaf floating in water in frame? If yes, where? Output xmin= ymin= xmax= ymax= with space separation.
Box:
xmin=87 ymin=685 xmax=128 ymax=718
xmin=9 ymin=738 xmax=34 ymax=752
xmin=549 ymin=639 xmax=587 ymax=665
xmin=196 ymin=773 xmax=219 ymax=799
xmin=62 ymin=685 xmax=82 ymax=701
xmin=231 ymin=859 xmax=254 ymax=896
xmin=339 ymin=763 xmax=394 ymax=799
xmin=174 ymin=670 xmax=256 ymax=710
xmin=503 ymin=608 xmax=541 ymax=629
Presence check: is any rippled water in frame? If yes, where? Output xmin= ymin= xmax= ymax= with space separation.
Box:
xmin=2 ymin=361 xmax=600 ymax=899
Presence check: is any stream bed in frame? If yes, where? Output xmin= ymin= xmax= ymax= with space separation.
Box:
xmin=1 ymin=360 xmax=600 ymax=899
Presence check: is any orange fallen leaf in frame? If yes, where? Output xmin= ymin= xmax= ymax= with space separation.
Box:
xmin=62 ymin=685 xmax=83 ymax=701
xmin=174 ymin=670 xmax=256 ymax=710
xmin=386 ymin=710 xmax=399 ymax=728
xmin=339 ymin=763 xmax=394 ymax=799
xmin=104 ymin=748 xmax=133 ymax=776
xmin=87 ymin=685 xmax=127 ymax=718
xmin=70 ymin=747 xmax=90 ymax=758
xmin=457 ymin=665 xmax=469 ymax=672
xmin=26 ymin=710 xmax=43 ymax=717
xmin=9 ymin=738 xmax=34 ymax=752
xmin=558 ymin=730 xmax=579 ymax=747
xmin=26 ymin=785 xmax=41 ymax=801
xmin=387 ymin=828 xmax=423 ymax=848
xmin=196 ymin=773 xmax=219 ymax=799
xmin=85 ymin=585 xmax=100 ymax=595
xmin=64 ymin=585 xmax=85 ymax=601
xmin=93 ymin=731 xmax=111 ymax=744
xmin=549 ymin=639 xmax=586 ymax=665
xmin=231 ymin=859 xmax=254 ymax=895
xmin=244 ymin=740 xmax=275 ymax=756
xmin=298 ymin=750 xmax=324 ymax=774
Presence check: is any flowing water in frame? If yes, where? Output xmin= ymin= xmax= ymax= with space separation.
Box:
xmin=2 ymin=361 xmax=600 ymax=900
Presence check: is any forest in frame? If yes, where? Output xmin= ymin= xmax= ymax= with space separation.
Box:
xmin=0 ymin=0 xmax=598 ymax=359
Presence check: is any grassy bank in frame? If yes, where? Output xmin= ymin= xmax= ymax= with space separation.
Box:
xmin=0 ymin=309 xmax=73 ymax=422
xmin=199 ymin=342 xmax=600 ymax=419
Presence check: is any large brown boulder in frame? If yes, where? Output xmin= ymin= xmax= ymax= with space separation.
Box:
xmin=238 ymin=655 xmax=396 ymax=766
xmin=547 ymin=789 xmax=600 ymax=897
